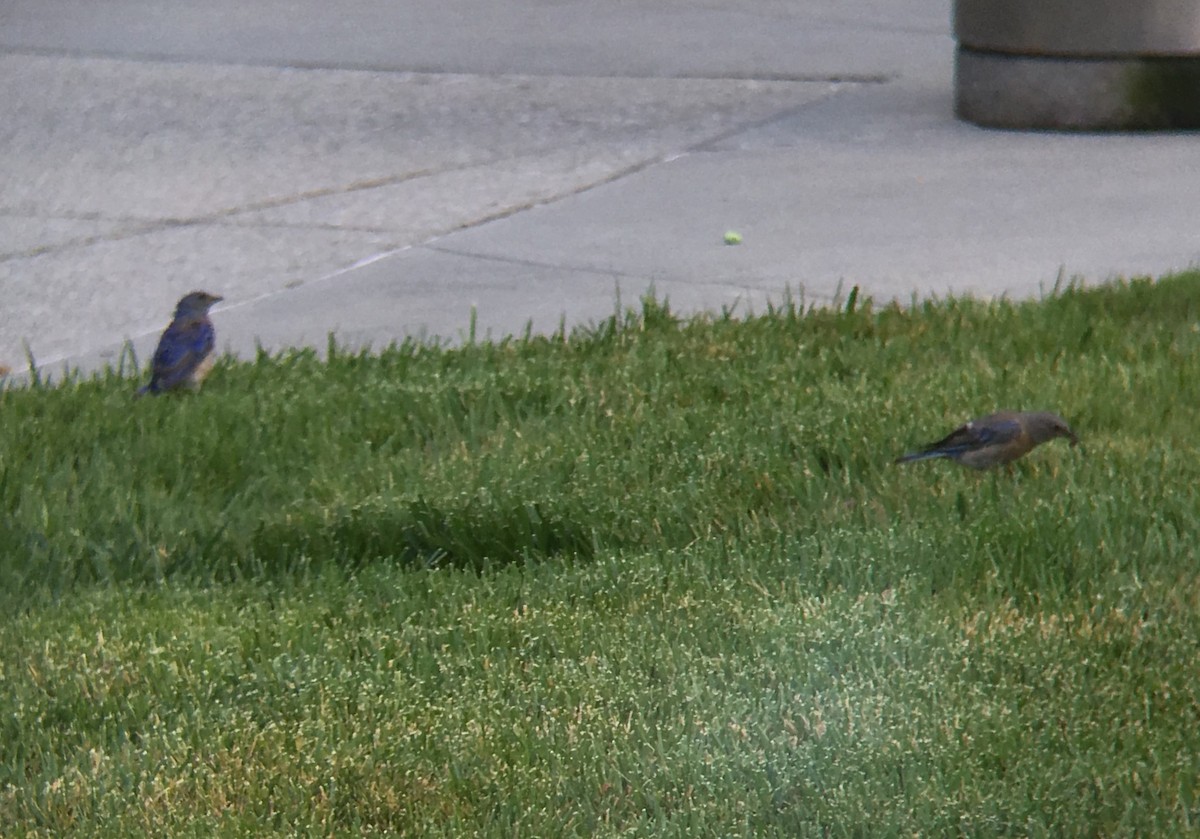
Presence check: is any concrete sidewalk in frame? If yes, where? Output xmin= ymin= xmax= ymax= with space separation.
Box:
xmin=2 ymin=0 xmax=1198 ymax=376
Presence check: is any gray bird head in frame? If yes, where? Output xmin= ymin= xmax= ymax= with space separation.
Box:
xmin=174 ymin=291 xmax=224 ymax=317
xmin=1028 ymin=411 xmax=1079 ymax=447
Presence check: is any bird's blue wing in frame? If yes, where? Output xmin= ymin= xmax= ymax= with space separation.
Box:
xmin=927 ymin=416 xmax=1022 ymax=455
xmin=151 ymin=318 xmax=214 ymax=389
xmin=967 ymin=418 xmax=1022 ymax=447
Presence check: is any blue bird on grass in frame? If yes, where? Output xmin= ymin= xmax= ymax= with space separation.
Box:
xmin=895 ymin=410 xmax=1079 ymax=470
xmin=137 ymin=291 xmax=223 ymax=397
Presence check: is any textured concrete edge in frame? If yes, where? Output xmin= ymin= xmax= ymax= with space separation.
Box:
xmin=955 ymin=47 xmax=1200 ymax=129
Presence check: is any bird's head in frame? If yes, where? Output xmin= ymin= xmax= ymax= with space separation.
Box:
xmin=174 ymin=291 xmax=224 ymax=317
xmin=1030 ymin=412 xmax=1079 ymax=447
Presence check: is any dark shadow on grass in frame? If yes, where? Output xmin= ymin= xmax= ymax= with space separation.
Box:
xmin=250 ymin=496 xmax=596 ymax=574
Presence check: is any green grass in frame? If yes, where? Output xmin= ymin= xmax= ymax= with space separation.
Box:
xmin=2 ymin=274 xmax=1200 ymax=835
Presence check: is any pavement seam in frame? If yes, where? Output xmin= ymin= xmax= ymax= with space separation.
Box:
xmin=418 ymin=242 xmax=838 ymax=308
xmin=1 ymin=45 xmax=896 ymax=83
xmin=0 ymin=163 xmax=482 ymax=263
xmin=387 ymin=83 xmax=868 ymax=262
xmin=420 ymin=243 xmax=652 ymax=282
xmin=686 ymin=81 xmax=873 ymax=153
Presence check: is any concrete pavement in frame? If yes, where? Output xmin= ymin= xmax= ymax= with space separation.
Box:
xmin=1 ymin=0 xmax=1197 ymax=377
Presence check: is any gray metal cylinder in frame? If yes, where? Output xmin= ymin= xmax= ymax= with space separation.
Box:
xmin=957 ymin=0 xmax=1200 ymax=57
xmin=954 ymin=0 xmax=1200 ymax=129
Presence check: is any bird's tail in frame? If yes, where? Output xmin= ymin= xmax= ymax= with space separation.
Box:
xmin=894 ymin=450 xmax=947 ymax=465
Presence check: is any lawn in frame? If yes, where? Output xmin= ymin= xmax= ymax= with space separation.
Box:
xmin=2 ymin=275 xmax=1199 ymax=836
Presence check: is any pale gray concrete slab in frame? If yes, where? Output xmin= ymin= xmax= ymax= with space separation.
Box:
xmin=1 ymin=0 xmax=949 ymax=80
xmin=0 ymin=216 xmax=134 ymax=260
xmin=231 ymin=151 xmax=622 ymax=234
xmin=3 ymin=54 xmax=832 ymax=221
xmin=431 ymin=82 xmax=1200 ymax=302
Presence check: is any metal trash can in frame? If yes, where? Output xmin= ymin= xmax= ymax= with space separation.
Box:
xmin=955 ymin=0 xmax=1200 ymax=129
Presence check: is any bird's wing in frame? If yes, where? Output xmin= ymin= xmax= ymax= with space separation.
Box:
xmin=924 ymin=416 xmax=1023 ymax=454
xmin=151 ymin=318 xmax=214 ymax=388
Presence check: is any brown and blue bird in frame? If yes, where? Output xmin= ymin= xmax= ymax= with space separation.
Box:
xmin=137 ymin=291 xmax=223 ymax=396
xmin=895 ymin=410 xmax=1079 ymax=470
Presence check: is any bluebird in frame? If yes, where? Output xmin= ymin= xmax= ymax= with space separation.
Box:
xmin=895 ymin=410 xmax=1079 ymax=470
xmin=137 ymin=291 xmax=223 ymax=396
